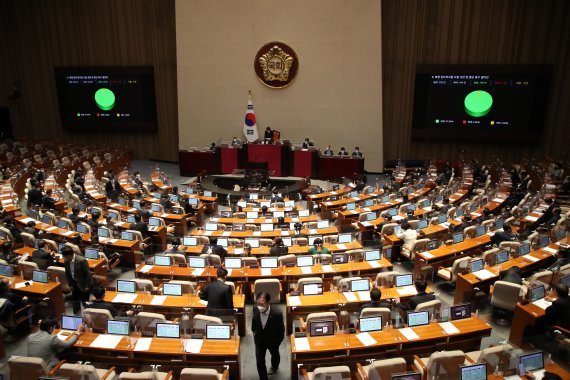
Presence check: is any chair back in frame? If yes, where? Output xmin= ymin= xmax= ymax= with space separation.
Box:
xmin=312 ymin=365 xmax=351 ymax=380
xmin=450 ymin=256 xmax=471 ymax=281
xmin=17 ymin=260 xmax=39 ymax=280
xmin=200 ymin=253 xmax=221 ymax=266
xmin=58 ymin=362 xmax=110 ymax=380
xmin=475 ymin=344 xmax=513 ymax=374
xmin=375 ymin=271 xmax=400 ymax=287
xmin=296 ymin=277 xmax=323 ymax=293
xmin=134 ymin=278 xmax=155 ymax=292
xmin=425 ymin=350 xmax=466 ymax=378
xmin=368 ymin=358 xmax=407 ymax=380
xmin=8 ymin=356 xmax=49 ymax=379
xmin=359 ymin=307 xmax=391 ymax=325
xmin=83 ymin=308 xmax=113 ymax=332
xmin=47 ymin=266 xmax=71 ymax=292
xmin=415 ymin=299 xmax=441 ymax=318
xmin=277 ymin=254 xmax=296 ymax=267
xmin=136 ymin=312 xmax=166 ymax=335
xmin=490 ymin=281 xmax=523 ymax=311
xmin=253 ymin=279 xmax=281 ymax=303
xmin=192 ymin=314 xmax=222 ymax=334
xmin=337 ymin=276 xmax=361 ymax=291
xmin=21 ymin=232 xmax=36 ymax=247
xmin=119 ymin=371 xmax=169 ymax=379
xmin=527 ymin=270 xmax=553 ymax=288
xmin=180 ymin=367 xmax=223 ymax=380
xmin=306 ymin=311 xmax=338 ymax=336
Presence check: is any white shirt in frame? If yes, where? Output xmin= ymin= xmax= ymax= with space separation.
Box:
xmin=397 ymin=229 xmax=418 ymax=251
xmin=260 ymin=305 xmax=270 ymax=329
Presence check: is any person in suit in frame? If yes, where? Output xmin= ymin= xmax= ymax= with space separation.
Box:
xmin=352 ymin=147 xmax=363 ymax=157
xmin=269 ymin=237 xmax=288 ymax=256
xmin=104 ymin=177 xmax=121 ymax=202
xmin=544 ymin=284 xmax=570 ymax=330
xmin=27 ymin=183 xmax=43 ymax=207
xmin=41 ymin=189 xmax=57 ymax=210
xmin=323 ymin=145 xmax=334 ymax=156
xmin=160 ymin=193 xmax=173 ymax=212
xmin=129 ymin=214 xmax=149 ymax=238
xmin=360 ymin=287 xmax=391 ymax=312
xmin=200 ymin=267 xmax=233 ymax=316
xmin=86 ymin=210 xmax=102 ymax=232
xmin=395 ymin=280 xmax=435 ymax=310
xmin=270 ymin=190 xmax=283 ymax=203
xmin=499 ymin=266 xmax=523 ymax=285
xmin=88 ymin=286 xmax=132 ymax=317
xmin=62 ymin=246 xmax=93 ymax=314
xmin=301 ymin=138 xmax=311 ymax=149
xmin=252 ymin=291 xmax=285 ymax=379
xmin=547 ymin=247 xmax=570 ymax=272
xmin=264 ymin=126 xmax=273 ymax=144
xmin=490 ymin=224 xmax=518 ymax=245
xmin=338 ymin=147 xmax=349 ymax=157
xmin=0 ymin=241 xmax=18 ymax=265
xmin=32 ymin=240 xmax=58 ymax=269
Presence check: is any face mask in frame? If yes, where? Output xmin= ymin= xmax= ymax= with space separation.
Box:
xmin=257 ymin=305 xmax=267 ymax=313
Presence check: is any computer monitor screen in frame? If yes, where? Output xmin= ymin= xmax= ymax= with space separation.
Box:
xmin=555 ymin=228 xmax=566 ymax=241
xmin=246 ymin=211 xmax=258 ymax=219
xmin=391 ymin=373 xmax=421 ymax=380
xmin=162 ymin=283 xmax=182 ymax=296
xmin=395 ymin=274 xmax=413 ymax=287
xmin=249 ymin=193 xmax=258 ymax=200
xmin=388 ymin=208 xmax=398 ymax=216
xmin=169 ymin=195 xmax=178 ymax=204
xmin=346 ymin=202 xmax=356 ymax=211
xmin=495 ymin=219 xmax=504 ymax=229
xmin=417 ymin=220 xmax=428 ymax=230
xmin=85 ymin=248 xmax=99 ymax=260
xmin=469 ymin=203 xmax=478 ymax=212
xmin=438 ymin=214 xmax=447 ymax=224
xmin=185 ymin=187 xmax=194 ymax=194
xmin=219 ymin=210 xmax=232 ymax=218
xmin=76 ymin=224 xmax=88 ymax=234
xmin=183 ymin=236 xmax=197 ymax=246
xmin=393 ymin=225 xmax=402 ymax=235
xmin=97 ymin=227 xmax=110 ymax=238
xmin=453 ymin=233 xmax=464 ymax=244
xmin=470 ymin=259 xmax=484 ymax=272
xmin=519 ymin=351 xmax=544 ymax=373
xmin=350 ymin=279 xmax=370 ymax=292
xmin=188 ymin=197 xmax=199 ymax=206
xmin=561 ymin=274 xmax=570 ymax=287
xmin=153 ymin=192 xmax=161 ymax=200
xmin=365 ymin=250 xmax=381 ymax=261
xmin=309 ymin=320 xmax=335 ymax=336
xmin=460 ymin=363 xmax=487 ymax=380
xmin=450 ymin=303 xmax=471 ymax=320
xmin=456 ymin=209 xmax=465 ymax=217
xmin=154 ymin=255 xmax=171 ymax=266
xmin=107 ymin=320 xmax=130 ymax=335
xmin=317 ymin=220 xmax=330 ymax=229
xmin=188 ymin=257 xmax=206 ymax=268
xmin=296 ymin=256 xmax=314 ymax=267
xmin=495 ymin=250 xmax=509 ymax=264
xmin=381 ymin=195 xmax=390 ymax=203
xmin=407 ymin=204 xmax=417 ymax=212
xmin=107 ymin=211 xmax=119 ymax=221
xmin=0 ymin=264 xmax=12 ymax=277
xmin=62 ymin=315 xmax=83 ymax=330
xmin=225 ymin=257 xmax=242 ymax=269
xmin=203 ymin=191 xmax=213 ymax=197
xmin=302 ymin=283 xmax=323 ymax=296
xmin=121 ymin=231 xmax=134 ymax=241
xmin=244 ymin=238 xmax=260 ymax=248
xmin=148 ymin=217 xmax=161 ymax=227
xmin=363 ymin=199 xmax=373 ymax=207
xmin=538 ymin=235 xmax=550 ymax=248
xmin=475 ymin=226 xmax=486 ymax=237
xmin=126 ymin=214 xmax=136 ymax=224
xmin=273 ymin=211 xmax=285 ymax=219
xmin=519 ymin=243 xmax=531 ymax=255
xmin=308 ymin=236 xmax=323 ymax=246
xmin=206 ymin=324 xmax=231 ymax=340
xmin=216 ymin=238 xmax=228 ymax=248
xmin=298 ymin=209 xmax=310 ymax=217
xmin=260 ymin=257 xmax=278 ymax=268
xmin=282 ymin=237 xmax=292 ymax=247
xmin=332 ymin=253 xmax=348 ymax=264
xmin=117 ymin=280 xmax=136 ymax=293
xmin=338 ymin=233 xmax=352 ymax=243
xmin=32 ymin=270 xmax=49 ymax=283
xmin=233 ymin=224 xmax=245 ymax=231
xmin=349 ymin=191 xmax=358 ymax=197
xmin=151 ymin=204 xmax=162 ymax=213
xmin=407 ymin=310 xmax=429 ymax=327
xmin=260 ymin=223 xmax=273 ymax=232
xmin=284 ymin=200 xmax=295 ymax=208
xmin=529 ymin=285 xmax=545 ymax=302
xmin=260 ymin=201 xmax=271 ymax=208
xmin=365 ymin=212 xmax=376 ymax=221
xmin=427 ymin=240 xmax=439 ymax=250
xmin=57 ymin=220 xmax=68 ymax=229
xmin=359 ymin=316 xmax=382 ymax=332
xmin=132 ymin=200 xmax=141 ymax=209
xmin=156 ymin=322 xmax=180 ymax=339
xmin=41 ymin=214 xmax=52 ymax=225
xmin=205 ymin=223 xmax=218 ymax=231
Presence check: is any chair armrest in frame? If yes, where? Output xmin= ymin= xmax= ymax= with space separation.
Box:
xmin=49 ymin=360 xmax=66 ymax=375
xmin=552 ymin=325 xmax=570 ymax=335
xmin=221 ymin=369 xmax=228 ymax=380
xmin=164 ymin=371 xmax=173 ymax=380
xmin=299 ymin=317 xmax=307 ymax=331
xmin=465 ymin=354 xmax=475 ymax=364
xmin=300 ymin=368 xmax=310 ymax=380
xmin=355 ymin=363 xmax=368 ymax=380
xmin=101 ymin=367 xmax=116 ymax=380
xmin=412 ymin=355 xmax=427 ymax=374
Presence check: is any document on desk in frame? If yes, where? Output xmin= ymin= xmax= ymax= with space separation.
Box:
xmin=294 ymin=337 xmax=310 ymax=351
xmin=300 ymin=267 xmax=312 ymax=274
xmin=420 ymin=251 xmax=434 ymax=259
xmin=343 ymin=292 xmax=357 ymax=302
xmin=321 ymin=265 xmax=334 ymax=273
xmin=336 ymin=244 xmax=347 ymax=250
xmin=526 ymin=215 xmax=538 ymax=222
xmin=357 ymin=291 xmax=371 ymax=301
xmin=392 ymin=215 xmax=404 ymax=221
xmin=15 ymin=281 xmax=32 ymax=289
xmin=473 ymin=269 xmax=495 ymax=280
xmin=360 ymin=221 xmax=371 ymax=227
xmin=113 ymin=293 xmax=138 ymax=304
xmin=532 ymin=298 xmax=552 ymax=310
xmin=281 ymin=230 xmax=289 ymax=236
xmin=439 ymin=322 xmax=460 ymax=335
xmin=399 ymin=328 xmax=419 ymax=340
xmin=309 ymin=229 xmax=318 ymax=235
xmin=261 ymin=268 xmax=272 ymax=276
xmin=368 ymin=261 xmax=380 ymax=268
xmin=493 ymin=198 xmax=505 ymax=203
xmin=64 ymin=230 xmax=75 ymax=236
xmin=288 ymin=296 xmax=302 ymax=306
xmin=108 ymin=239 xmax=118 ymax=244
xmin=204 ymin=231 xmax=212 ymax=236
xmin=356 ymin=332 xmax=377 ymax=346
xmin=222 ymin=231 xmax=231 ymax=237
xmin=543 ymin=247 xmax=558 ymax=254
xmin=46 ymin=226 xmax=58 ymax=232
xmin=522 ymin=254 xmax=540 ymax=262
xmin=233 ymin=248 xmax=244 ymax=255
xmin=423 ymin=206 xmax=432 ymax=212
xmin=253 ymin=231 xmax=261 ymax=237
xmin=198 ymin=299 xmax=208 ymax=306
xmin=192 ymin=268 xmax=205 ymax=276
xmin=134 ymin=337 xmax=152 ymax=351
xmin=139 ymin=265 xmax=153 ymax=273
xmin=397 ymin=285 xmax=418 ymax=296
xmin=90 ymin=334 xmax=123 ymax=349
xmin=19 ymin=217 xmax=34 ymax=224
xmin=150 ymin=295 xmax=167 ymax=306
xmin=185 ymin=338 xmax=203 ymax=353
xmin=440 ymin=222 xmax=451 ymax=228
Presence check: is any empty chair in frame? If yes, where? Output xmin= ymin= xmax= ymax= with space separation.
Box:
xmin=481 ymin=248 xmax=500 ymax=266
xmin=415 ymin=299 xmax=441 ymax=319
xmin=17 ymin=260 xmax=39 ymax=280
xmin=197 ymin=236 xmax=210 ymax=245
xmin=278 ymin=254 xmax=296 ymax=267
xmin=346 ymin=249 xmax=364 ymax=262
xmin=21 ymin=232 xmax=36 ymax=247
xmin=436 ymin=256 xmax=471 ymax=286
xmin=165 ymin=280 xmax=196 ymax=294
xmin=192 ymin=314 xmax=223 ymax=334
xmin=359 ymin=212 xmax=375 ymax=222
xmin=413 ymin=350 xmax=468 ymax=379
xmin=47 ymin=266 xmax=71 ymax=293
xmin=359 ymin=307 xmax=391 ymax=326
xmin=525 ymin=270 xmax=554 ymax=288
xmin=58 ymin=362 xmax=117 ymax=380
xmin=259 ymin=238 xmax=273 ymax=247
xmin=133 ymin=278 xmax=156 ymax=292
xmin=136 ymin=312 xmax=167 ymax=335
xmin=301 ymin=365 xmax=351 ymax=380
xmin=499 ymin=241 xmax=521 ymax=255
xmin=490 ymin=280 xmax=523 ymax=326
xmin=303 ymin=311 xmax=338 ymax=335
xmin=83 ymin=308 xmax=113 ymax=332
xmin=166 ymin=253 xmax=187 ymax=265
xmin=337 ymin=276 xmax=362 ymax=291
xmin=356 ymin=357 xmax=407 ymax=380
xmin=296 ymin=277 xmax=323 ymax=293
xmin=375 ymin=271 xmax=400 ymax=288
xmin=253 ymin=279 xmax=281 ymax=303
xmin=200 ymin=253 xmax=221 ymax=266
xmin=380 ymin=223 xmax=398 ymax=235
xmin=119 ymin=370 xmax=172 ymax=380
xmin=180 ymin=367 xmax=228 ymax=380
xmin=293 ymin=237 xmax=308 ymax=246
xmin=466 ymin=344 xmax=513 ymax=375
xmin=323 ymin=235 xmax=338 ymax=244
xmin=8 ymin=356 xmax=52 ymax=378
xmin=463 ymin=226 xmax=477 ymax=239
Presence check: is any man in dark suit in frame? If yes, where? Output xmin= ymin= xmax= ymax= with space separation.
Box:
xmin=351 ymin=147 xmax=363 ymax=157
xmin=360 ymin=287 xmax=391 ymax=312
xmin=264 ymin=126 xmax=273 ymax=144
xmin=32 ymin=240 xmax=57 ymax=270
xmin=41 ymin=189 xmax=57 ymax=210
xmin=129 ymin=214 xmax=149 ymax=238
xmin=499 ymin=266 xmax=523 ymax=285
xmin=269 ymin=237 xmax=288 ymax=256
xmin=490 ymin=224 xmax=518 ymax=245
xmin=544 ymin=284 xmax=570 ymax=330
xmin=252 ymin=291 xmax=285 ymax=379
xmin=395 ymin=280 xmax=435 ymax=310
xmin=87 ymin=286 xmax=132 ymax=318
xmin=200 ymin=267 xmax=233 ymax=316
xmin=27 ymin=183 xmax=43 ymax=207
xmin=104 ymin=177 xmax=121 ymax=202
xmin=62 ymin=246 xmax=92 ymax=314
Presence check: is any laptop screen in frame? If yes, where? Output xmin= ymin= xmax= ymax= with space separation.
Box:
xmin=495 ymin=250 xmax=509 ymax=264
xmin=453 ymin=233 xmax=464 ymax=244
xmin=359 ymin=316 xmax=382 ymax=332
xmin=260 ymin=257 xmax=278 ymax=268
xmin=475 ymin=226 xmax=486 ymax=237
xmin=282 ymin=237 xmax=292 ymax=247
xmin=188 ymin=197 xmax=199 ymax=205
xmin=407 ymin=310 xmax=429 ymax=327
xmin=495 ymin=219 xmax=504 ymax=229
xmin=169 ymin=195 xmax=178 ymax=204
xmin=57 ymin=220 xmax=68 ymax=229
xmin=188 ymin=257 xmax=206 ymax=268
xmin=246 ymin=211 xmax=258 ymax=219
xmin=519 ymin=351 xmax=544 ymax=373
xmin=470 ymin=259 xmax=484 ymax=273
xmin=117 ymin=280 xmax=136 ymax=293
xmin=156 ymin=323 xmax=180 ymax=339
xmin=388 ymin=209 xmax=398 ymax=217
xmin=395 ymin=274 xmax=413 ymax=287
xmin=153 ymin=192 xmax=161 ymax=200
xmin=203 ymin=191 xmax=213 ymax=197
xmin=206 ymin=324 xmax=231 ymax=340
xmin=85 ymin=248 xmax=99 ymax=260
xmin=364 ymin=199 xmax=374 ymax=207
xmin=183 ymin=236 xmax=198 ymax=246
xmin=338 ymin=233 xmax=352 ymax=243
xmin=107 ymin=211 xmax=119 ymax=221
xmin=0 ymin=264 xmax=12 ymax=277
xmin=61 ymin=315 xmax=83 ymax=330
xmin=302 ymin=283 xmax=323 ymax=296
xmin=260 ymin=223 xmax=273 ymax=232
xmin=391 ymin=373 xmax=421 ymax=380
xmin=41 ymin=214 xmax=52 ymax=225
xmin=151 ymin=203 xmax=162 ymax=213
xmin=393 ymin=225 xmax=402 ymax=235
xmin=450 ymin=303 xmax=471 ymax=320
xmin=132 ymin=200 xmax=141 ymax=209
xmin=350 ymin=279 xmax=370 ymax=292
xmin=456 ymin=209 xmax=465 ymax=217
xmin=107 ymin=320 xmax=130 ymax=335
xmin=284 ymin=200 xmax=295 ymax=208
xmin=460 ymin=363 xmax=487 ymax=380
xmin=529 ymin=285 xmax=545 ymax=302
xmin=154 ymin=255 xmax=171 ymax=266
xmin=32 ymin=270 xmax=49 ymax=283
xmin=296 ymin=256 xmax=314 ymax=267
xmin=438 ymin=214 xmax=447 ymax=224
xmin=233 ymin=223 xmax=245 ymax=231
xmin=260 ymin=201 xmax=271 ymax=208
xmin=163 ymin=283 xmax=182 ymax=296
xmin=365 ymin=250 xmax=381 ymax=261
xmin=225 ymin=257 xmax=242 ymax=269
xmin=309 ymin=320 xmax=335 ymax=337
xmin=561 ymin=274 xmax=570 ymax=287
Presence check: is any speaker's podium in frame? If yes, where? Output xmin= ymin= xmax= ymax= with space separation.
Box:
xmin=245 ymin=139 xmax=289 ymax=176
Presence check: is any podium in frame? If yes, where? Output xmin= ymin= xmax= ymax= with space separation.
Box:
xmin=246 ymin=142 xmax=289 ymax=176
xmin=292 ymin=148 xmax=318 ymax=177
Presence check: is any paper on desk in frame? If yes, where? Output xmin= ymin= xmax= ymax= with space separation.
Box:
xmin=357 ymin=291 xmax=371 ymax=301
xmin=46 ymin=226 xmax=58 ymax=232
xmin=543 ymin=247 xmax=558 ymax=254
xmin=309 ymin=229 xmax=317 ymax=234
xmin=473 ymin=269 xmax=495 ymax=280
xmin=198 ymin=299 xmax=208 ymax=305
xmin=421 ymin=251 xmax=434 ymax=259
xmin=134 ymin=337 xmax=152 ymax=351
xmin=360 ymin=221 xmax=371 ymax=227
xmin=90 ymin=334 xmax=123 ymax=349
xmin=210 ymin=218 xmax=219 ymax=222
xmin=368 ymin=261 xmax=380 ymax=268
xmin=233 ymin=248 xmax=244 ymax=255
xmin=204 ymin=231 xmax=212 ymax=236
xmin=151 ymin=295 xmax=167 ymax=305
xmin=15 ymin=281 xmax=32 ymax=289
xmin=392 ymin=215 xmax=404 ymax=221
xmin=19 ymin=217 xmax=34 ymax=224
xmin=344 ymin=292 xmax=357 ymax=302
xmin=336 ymin=244 xmax=347 ymax=250
xmin=139 ymin=265 xmax=153 ymax=273
xmin=439 ymin=322 xmax=460 ymax=335
xmin=300 ymin=267 xmax=312 ymax=274
xmin=363 ymin=207 xmax=371 ymax=212
xmin=261 ymin=268 xmax=272 ymax=276
xmin=526 ymin=216 xmax=538 ymax=222
xmin=291 ymin=218 xmax=299 ymax=222
xmin=113 ymin=293 xmax=138 ymax=304
xmin=471 ymin=212 xmax=482 ymax=217
xmin=397 ymin=285 xmax=418 ymax=296
xmin=288 ymin=296 xmax=302 ymax=306
xmin=253 ymin=231 xmax=261 ymax=237
xmin=63 ymin=230 xmax=75 ymax=236
xmin=440 ymin=222 xmax=451 ymax=228
xmin=185 ymin=338 xmax=204 ymax=353
xmin=281 ymin=230 xmax=289 ymax=236
xmin=294 ymin=337 xmax=310 ymax=351
xmin=129 ymin=208 xmax=137 ymax=213
xmin=493 ymin=198 xmax=504 ymax=203
xmin=532 ymin=298 xmax=552 ymax=310
xmin=192 ymin=268 xmax=205 ymax=276
xmin=523 ymin=254 xmax=540 ymax=262
xmin=423 ymin=206 xmax=432 ymax=212
xmin=108 ymin=239 xmax=118 ymax=244
xmin=161 ymin=213 xmax=169 ymax=218
xmin=321 ymin=265 xmax=334 ymax=273
xmin=356 ymin=332 xmax=377 ymax=346
xmin=399 ymin=328 xmax=419 ymax=340
xmin=222 ymin=231 xmax=231 ymax=237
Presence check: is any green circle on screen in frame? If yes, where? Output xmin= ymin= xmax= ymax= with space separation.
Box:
xmin=94 ymin=88 xmax=116 ymax=111
xmin=464 ymin=90 xmax=493 ymax=117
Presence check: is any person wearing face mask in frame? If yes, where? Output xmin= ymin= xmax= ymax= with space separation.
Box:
xmin=251 ymin=292 xmax=285 ymax=379
xmin=132 ymin=171 xmax=144 ymax=190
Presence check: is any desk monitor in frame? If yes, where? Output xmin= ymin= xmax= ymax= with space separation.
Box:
xmin=284 ymin=200 xmax=295 ymax=208
xmin=205 ymin=222 xmax=218 ymax=231
xmin=219 ymin=210 xmax=232 ymax=218
xmin=282 ymin=237 xmax=292 ymax=247
xmin=365 ymin=212 xmax=376 ymax=221
xmin=296 ymin=255 xmax=314 ymax=267
xmin=450 ymin=303 xmax=471 ymax=321
xmin=289 ymin=222 xmax=297 ymax=230
xmin=260 ymin=201 xmax=271 ymax=208
xmin=117 ymin=280 xmax=136 ymax=293
xmin=332 ymin=253 xmax=348 ymax=264
xmin=555 ymin=228 xmax=566 ymax=241
xmin=260 ymin=223 xmax=273 ymax=232
xmin=85 ymin=248 xmax=99 ymax=260
xmin=387 ymin=208 xmax=398 ymax=216
xmin=349 ymin=190 xmax=358 ymax=197
xmin=58 ymin=243 xmax=67 ymax=254
xmin=309 ymin=320 xmax=335 ymax=337
xmin=273 ymin=211 xmax=285 ymax=219
xmin=456 ymin=209 xmax=465 ymax=217
xmin=469 ymin=203 xmax=479 ymax=212
xmin=56 ymin=220 xmax=69 ymax=229
xmin=151 ymin=203 xmax=162 ymax=213
xmin=495 ymin=250 xmax=509 ymax=265
xmin=364 ymin=250 xmax=381 ymax=261
xmin=475 ymin=225 xmax=486 ymax=237
xmin=206 ymin=324 xmax=231 ymax=340
xmin=32 ymin=270 xmax=49 ymax=284
xmin=203 ymin=191 xmax=213 ymax=197
xmin=246 ymin=211 xmax=258 ymax=219
xmin=317 ymin=220 xmax=330 ymax=229
xmin=107 ymin=210 xmax=119 ymax=221
xmin=470 ymin=258 xmax=484 ymax=273
xmin=338 ymin=233 xmax=352 ymax=244
xmin=437 ymin=214 xmax=448 ymax=224
xmin=132 ymin=200 xmax=141 ymax=210
xmin=380 ymin=195 xmax=390 ymax=203
xmin=107 ymin=319 xmax=130 ymax=335
xmin=395 ymin=274 xmax=413 ymax=287
xmin=495 ymin=219 xmax=504 ymax=229
xmin=97 ymin=227 xmax=110 ymax=238
xmin=148 ymin=217 xmax=161 ymax=227
xmin=453 ymin=232 xmax=464 ymax=244
xmin=560 ymin=274 xmax=570 ymax=287
xmin=346 ymin=202 xmax=356 ymax=211
xmin=224 ymin=257 xmax=242 ymax=269
xmin=188 ymin=257 xmax=206 ymax=268
xmin=407 ymin=204 xmax=417 ymax=212
xmin=154 ymin=255 xmax=171 ymax=266
xmin=162 ymin=283 xmax=182 ymax=296
xmin=350 ymin=279 xmax=370 ymax=292
xmin=519 ymin=242 xmax=531 ymax=256
xmin=169 ymin=194 xmax=179 ymax=204
xmin=519 ymin=351 xmax=544 ymax=373
xmin=188 ymin=197 xmax=199 ymax=206
xmin=407 ymin=310 xmax=429 ymax=327
xmin=460 ymin=363 xmax=487 ymax=380
xmin=418 ymin=199 xmax=430 ymax=208
xmin=62 ymin=315 xmax=83 ymax=330
xmin=308 ymin=235 xmax=323 ymax=246
xmin=260 ymin=257 xmax=278 ymax=268
xmin=183 ymin=236 xmax=198 ymax=246
xmin=427 ymin=240 xmax=439 ymax=250
xmin=41 ymin=214 xmax=53 ymax=225
xmin=121 ymin=231 xmax=134 ymax=241
xmin=233 ymin=223 xmax=245 ymax=231
xmin=417 ymin=219 xmax=428 ymax=230
xmin=249 ymin=193 xmax=258 ymax=200
xmin=364 ymin=199 xmax=374 ymax=207
xmin=538 ymin=235 xmax=550 ymax=248
xmin=391 ymin=373 xmax=421 ymax=380
xmin=126 ymin=214 xmax=137 ymax=224
xmin=529 ymin=284 xmax=545 ymax=302
xmin=76 ymin=224 xmax=88 ymax=234
xmin=153 ymin=192 xmax=161 ymax=200
xmin=29 ymin=208 xmax=38 ymax=219
xmin=0 ymin=264 xmax=12 ymax=277
xmin=244 ymin=238 xmax=260 ymax=248
xmin=185 ymin=187 xmax=194 ymax=194
xmin=298 ymin=209 xmax=310 ymax=217
xmin=302 ymin=282 xmax=323 ymax=296
xmin=393 ymin=225 xmax=402 ymax=235
xmin=217 ymin=238 xmax=228 ymax=248
xmin=156 ymin=322 xmax=180 ymax=339
xmin=359 ymin=316 xmax=382 ymax=333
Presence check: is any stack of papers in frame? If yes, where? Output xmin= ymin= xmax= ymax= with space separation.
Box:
xmin=90 ymin=334 xmax=123 ymax=349
xmin=192 ymin=268 xmax=205 ymax=276
xmin=357 ymin=291 xmax=371 ymax=301
xmin=473 ymin=269 xmax=495 ymax=280
xmin=368 ymin=261 xmax=381 ymax=268
xmin=532 ymin=299 xmax=552 ymax=310
xmin=300 ymin=267 xmax=312 ymax=274
xmin=356 ymin=332 xmax=377 ymax=346
xmin=522 ymin=255 xmax=540 ymax=262
xmin=343 ymin=292 xmax=357 ymax=302
xmin=396 ymin=285 xmax=418 ymax=296
xmin=421 ymin=251 xmax=434 ymax=259
xmin=113 ymin=293 xmax=138 ymax=304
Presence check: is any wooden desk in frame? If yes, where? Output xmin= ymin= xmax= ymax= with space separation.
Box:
xmin=178 ymin=241 xmax=363 ymax=256
xmin=178 ymin=150 xmax=219 ymax=176
xmin=319 ymin=156 xmax=364 ymax=180
xmin=10 ymin=276 xmax=64 ymax=317
xmin=192 ymin=226 xmax=340 ymax=239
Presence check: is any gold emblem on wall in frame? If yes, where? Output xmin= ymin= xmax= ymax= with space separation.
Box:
xmin=254 ymin=42 xmax=299 ymax=88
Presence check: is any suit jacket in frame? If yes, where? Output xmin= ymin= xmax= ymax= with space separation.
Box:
xmin=490 ymin=231 xmax=518 ymax=245
xmin=32 ymin=249 xmax=57 ymax=269
xmin=200 ymin=280 xmax=233 ymax=315
xmin=89 ymin=299 xmax=120 ymax=317
xmin=360 ymin=300 xmax=391 ymax=313
xmin=64 ymin=255 xmax=92 ymax=292
xmin=251 ymin=305 xmax=285 ymax=347
xmin=499 ymin=268 xmax=523 ymax=285
xmin=269 ymin=245 xmax=288 ymax=257
xmin=28 ymin=188 xmax=43 ymax=206
xmin=544 ymin=296 xmax=570 ymax=330
xmin=130 ymin=221 xmax=149 ymax=238
xmin=399 ymin=292 xmax=436 ymax=311
xmin=42 ymin=195 xmax=56 ymax=210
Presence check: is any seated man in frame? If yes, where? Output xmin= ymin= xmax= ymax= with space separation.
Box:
xmin=395 ymin=280 xmax=435 ymax=310
xmin=129 ymin=214 xmax=149 ymax=238
xmin=323 ymin=145 xmax=334 ymax=157
xmin=351 ymin=147 xmax=363 ymax=157
xmin=0 ymin=241 xmax=19 ymax=265
xmin=308 ymin=238 xmax=328 ymax=255
xmin=547 ymin=247 xmax=570 ymax=272
xmin=499 ymin=266 xmax=523 ymax=285
xmin=269 ymin=237 xmax=288 ymax=256
xmin=490 ymin=224 xmax=518 ymax=245
xmin=32 ymin=240 xmax=58 ymax=269
xmin=41 ymin=189 xmax=57 ymax=210
xmin=88 ymin=286 xmax=132 ymax=317
xmin=338 ymin=147 xmax=349 ymax=157
xmin=360 ymin=287 xmax=391 ymax=312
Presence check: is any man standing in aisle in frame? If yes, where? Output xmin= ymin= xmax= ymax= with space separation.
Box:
xmin=62 ymin=246 xmax=92 ymax=314
xmin=252 ymin=292 xmax=285 ymax=379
